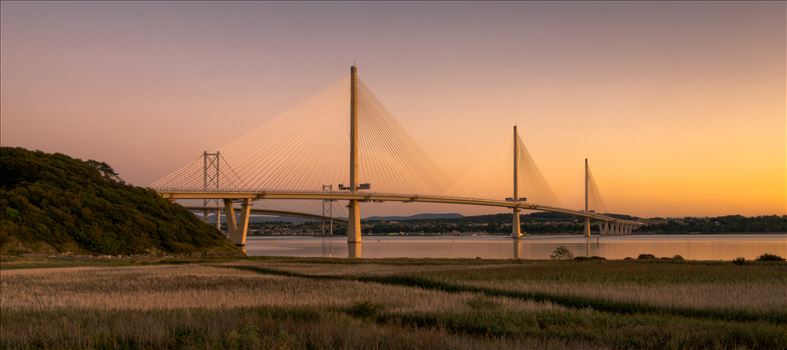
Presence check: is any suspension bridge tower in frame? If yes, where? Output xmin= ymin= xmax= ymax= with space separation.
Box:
xmin=347 ymin=65 xmax=363 ymax=249
xmin=585 ymin=158 xmax=591 ymax=238
xmin=512 ymin=125 xmax=522 ymax=239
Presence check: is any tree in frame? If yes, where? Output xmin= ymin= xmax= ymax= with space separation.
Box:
xmin=86 ymin=160 xmax=123 ymax=183
xmin=550 ymin=246 xmax=574 ymax=260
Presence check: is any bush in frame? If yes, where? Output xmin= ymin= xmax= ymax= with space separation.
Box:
xmin=574 ymin=256 xmax=606 ymax=261
xmin=672 ymin=255 xmax=684 ymax=261
xmin=756 ymin=254 xmax=785 ymax=262
xmin=550 ymin=246 xmax=574 ymax=260
xmin=637 ymin=254 xmax=657 ymax=260
xmin=732 ymin=257 xmax=747 ymax=265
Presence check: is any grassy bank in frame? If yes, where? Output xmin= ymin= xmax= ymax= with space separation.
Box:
xmin=1 ymin=257 xmax=785 ymax=349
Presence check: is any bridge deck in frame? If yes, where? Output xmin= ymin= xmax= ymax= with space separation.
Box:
xmin=159 ymin=190 xmax=642 ymax=225
xmin=185 ymin=206 xmax=349 ymax=223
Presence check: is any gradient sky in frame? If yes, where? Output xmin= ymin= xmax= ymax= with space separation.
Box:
xmin=1 ymin=1 xmax=785 ymax=217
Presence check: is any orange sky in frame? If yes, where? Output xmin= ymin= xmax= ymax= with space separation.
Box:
xmin=1 ymin=2 xmax=784 ymax=217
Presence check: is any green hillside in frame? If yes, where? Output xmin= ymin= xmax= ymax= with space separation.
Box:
xmin=0 ymin=147 xmax=240 ymax=256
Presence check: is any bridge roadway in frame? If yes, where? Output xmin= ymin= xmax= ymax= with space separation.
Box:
xmin=184 ymin=206 xmax=349 ymax=223
xmin=159 ymin=190 xmax=643 ymax=226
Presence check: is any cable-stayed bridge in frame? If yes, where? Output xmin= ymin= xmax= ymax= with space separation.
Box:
xmin=151 ymin=66 xmax=643 ymax=252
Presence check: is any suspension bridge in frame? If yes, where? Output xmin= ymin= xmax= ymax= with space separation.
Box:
xmin=151 ymin=66 xmax=643 ymax=253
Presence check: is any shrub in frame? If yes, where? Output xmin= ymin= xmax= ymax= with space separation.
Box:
xmin=732 ymin=257 xmax=747 ymax=265
xmin=756 ymin=254 xmax=785 ymax=262
xmin=637 ymin=254 xmax=657 ymax=260
xmin=574 ymin=256 xmax=606 ymax=261
xmin=550 ymin=246 xmax=574 ymax=260
xmin=672 ymin=255 xmax=684 ymax=261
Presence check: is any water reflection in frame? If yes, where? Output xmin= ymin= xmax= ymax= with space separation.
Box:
xmin=321 ymin=240 xmax=334 ymax=257
xmin=348 ymin=242 xmax=362 ymax=258
xmin=245 ymin=234 xmax=787 ymax=260
xmin=513 ymin=239 xmax=523 ymax=259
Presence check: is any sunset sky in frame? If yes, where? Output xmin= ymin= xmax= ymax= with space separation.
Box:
xmin=1 ymin=1 xmax=784 ymax=217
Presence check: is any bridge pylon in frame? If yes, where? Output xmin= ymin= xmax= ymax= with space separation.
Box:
xmin=585 ymin=158 xmax=591 ymax=238
xmin=512 ymin=125 xmax=522 ymax=239
xmin=347 ymin=65 xmax=362 ymax=250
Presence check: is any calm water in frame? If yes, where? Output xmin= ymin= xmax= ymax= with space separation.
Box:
xmin=246 ymin=234 xmax=787 ymax=260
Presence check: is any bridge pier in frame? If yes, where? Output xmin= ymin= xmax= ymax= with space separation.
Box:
xmin=512 ymin=208 xmax=521 ymax=238
xmin=224 ymin=198 xmax=252 ymax=246
xmin=585 ymin=218 xmax=591 ymax=238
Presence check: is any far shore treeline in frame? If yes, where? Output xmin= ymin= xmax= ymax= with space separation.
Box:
xmin=252 ymin=212 xmax=786 ymax=237
xmin=0 ymin=147 xmax=241 ymax=256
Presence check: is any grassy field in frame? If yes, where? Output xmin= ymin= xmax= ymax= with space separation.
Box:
xmin=1 ymin=256 xmax=786 ymax=349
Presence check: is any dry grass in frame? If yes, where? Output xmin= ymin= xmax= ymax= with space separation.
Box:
xmin=238 ymin=261 xmax=512 ymax=276
xmin=218 ymin=260 xmax=787 ymax=314
xmin=3 ymin=258 xmax=785 ymax=349
xmin=458 ymin=280 xmax=787 ymax=312
xmin=0 ymin=264 xmax=558 ymax=314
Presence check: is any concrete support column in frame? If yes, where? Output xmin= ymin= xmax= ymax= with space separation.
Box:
xmin=224 ymin=199 xmax=237 ymax=237
xmin=512 ymin=208 xmax=521 ymax=238
xmin=225 ymin=198 xmax=252 ymax=246
xmin=215 ymin=207 xmax=221 ymax=231
xmin=585 ymin=218 xmax=591 ymax=238
xmin=236 ymin=199 xmax=252 ymax=246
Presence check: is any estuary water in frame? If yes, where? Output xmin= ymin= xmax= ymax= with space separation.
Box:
xmin=245 ymin=234 xmax=787 ymax=260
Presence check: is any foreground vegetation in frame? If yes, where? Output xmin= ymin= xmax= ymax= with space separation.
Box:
xmin=0 ymin=147 xmax=239 ymax=256
xmin=2 ymin=257 xmax=785 ymax=349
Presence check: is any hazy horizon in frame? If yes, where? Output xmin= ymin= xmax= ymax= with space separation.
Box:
xmin=2 ymin=1 xmax=784 ymax=217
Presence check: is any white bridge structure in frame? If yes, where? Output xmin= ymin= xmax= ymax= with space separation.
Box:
xmin=152 ymin=66 xmax=643 ymax=253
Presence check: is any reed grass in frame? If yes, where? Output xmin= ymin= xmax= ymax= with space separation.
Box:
xmin=0 ymin=265 xmax=555 ymax=314
xmin=2 ymin=257 xmax=785 ymax=349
